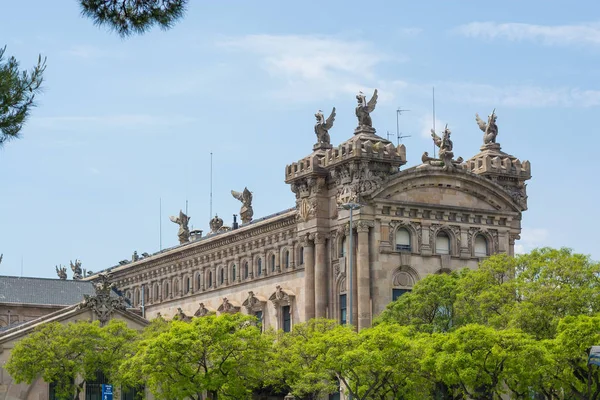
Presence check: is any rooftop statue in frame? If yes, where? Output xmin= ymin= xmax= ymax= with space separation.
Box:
xmin=355 ymin=89 xmax=378 ymax=130
xmin=231 ymin=187 xmax=253 ymax=224
xmin=70 ymin=259 xmax=83 ymax=280
xmin=422 ymin=125 xmax=463 ymax=171
xmin=476 ymin=109 xmax=498 ymax=145
xmin=169 ymin=210 xmax=190 ymax=244
xmin=314 ymin=107 xmax=336 ymax=148
xmin=55 ymin=265 xmax=67 ymax=280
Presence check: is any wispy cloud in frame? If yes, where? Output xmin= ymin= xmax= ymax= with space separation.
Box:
xmin=455 ymin=21 xmax=600 ymax=47
xmin=418 ymin=114 xmax=445 ymax=139
xmin=515 ymin=228 xmax=550 ymax=254
xmin=219 ymin=34 xmax=402 ymax=101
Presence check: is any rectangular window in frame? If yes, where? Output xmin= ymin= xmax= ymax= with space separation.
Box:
xmin=85 ymin=371 xmax=108 ymax=400
xmin=121 ymin=386 xmax=144 ymax=400
xmin=339 ymin=294 xmax=347 ymax=325
xmin=255 ymin=310 xmax=263 ymax=332
xmin=282 ymin=305 xmax=291 ymax=333
xmin=392 ymin=288 xmax=410 ymax=302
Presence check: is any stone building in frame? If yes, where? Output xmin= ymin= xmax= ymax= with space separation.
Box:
xmin=100 ymin=91 xmax=531 ymax=331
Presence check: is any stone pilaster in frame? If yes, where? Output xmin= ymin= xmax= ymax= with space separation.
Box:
xmin=302 ymin=235 xmax=316 ymax=321
xmin=356 ymin=221 xmax=371 ymax=330
xmin=314 ymin=233 xmax=328 ymax=318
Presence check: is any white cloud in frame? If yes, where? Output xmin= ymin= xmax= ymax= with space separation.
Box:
xmin=406 ymin=81 xmax=600 ymax=108
xmin=514 ymin=228 xmax=550 ymax=254
xmin=455 ymin=21 xmax=600 ymax=47
xmin=219 ymin=34 xmax=402 ymax=101
xmin=418 ymin=114 xmax=445 ymax=139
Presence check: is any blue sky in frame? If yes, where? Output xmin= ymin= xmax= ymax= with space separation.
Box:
xmin=1 ymin=0 xmax=598 ymax=278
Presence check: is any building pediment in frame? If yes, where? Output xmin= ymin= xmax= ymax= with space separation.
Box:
xmin=368 ymin=167 xmax=522 ymax=212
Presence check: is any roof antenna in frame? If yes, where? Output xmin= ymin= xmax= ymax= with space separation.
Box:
xmin=432 ymin=87 xmax=436 ymax=158
xmin=396 ymin=107 xmax=411 ymax=146
xmin=210 ymin=152 xmax=213 ymax=222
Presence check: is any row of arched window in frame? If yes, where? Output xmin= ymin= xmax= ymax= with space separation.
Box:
xmin=393 ymin=227 xmax=489 ymax=257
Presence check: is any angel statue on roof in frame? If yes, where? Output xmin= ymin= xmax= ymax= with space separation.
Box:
xmin=170 ymin=210 xmax=190 ymax=245
xmin=231 ymin=187 xmax=253 ymax=224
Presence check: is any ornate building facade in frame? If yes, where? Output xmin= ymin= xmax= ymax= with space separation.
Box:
xmin=100 ymin=92 xmax=531 ymax=331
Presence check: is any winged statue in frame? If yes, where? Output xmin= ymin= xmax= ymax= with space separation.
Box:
xmin=475 ymin=109 xmax=498 ymax=145
xmin=231 ymin=187 xmax=253 ymax=224
xmin=424 ymin=125 xmax=463 ymax=171
xmin=314 ymin=107 xmax=336 ymax=147
xmin=169 ymin=210 xmax=191 ymax=244
xmin=55 ymin=265 xmax=67 ymax=280
xmin=70 ymin=259 xmax=83 ymax=280
xmin=355 ymin=89 xmax=378 ymax=129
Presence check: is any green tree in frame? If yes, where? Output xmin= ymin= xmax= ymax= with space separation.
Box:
xmin=269 ymin=319 xmax=352 ymax=400
xmin=79 ymin=0 xmax=189 ymax=37
xmin=5 ymin=320 xmax=138 ymax=400
xmin=122 ymin=313 xmax=272 ymax=400
xmin=377 ymin=271 xmax=462 ymax=333
xmin=0 ymin=46 xmax=46 ymax=147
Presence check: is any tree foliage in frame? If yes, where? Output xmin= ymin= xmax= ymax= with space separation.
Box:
xmin=0 ymin=46 xmax=45 ymax=147
xmin=79 ymin=0 xmax=189 ymax=37
xmin=121 ymin=313 xmax=272 ymax=400
xmin=5 ymin=320 xmax=137 ymax=400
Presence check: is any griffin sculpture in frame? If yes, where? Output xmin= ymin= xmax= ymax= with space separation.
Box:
xmin=475 ymin=109 xmax=498 ymax=145
xmin=169 ymin=210 xmax=191 ymax=244
xmin=55 ymin=265 xmax=67 ymax=280
xmin=355 ymin=89 xmax=378 ymax=129
xmin=314 ymin=107 xmax=336 ymax=147
xmin=70 ymin=259 xmax=83 ymax=280
xmin=426 ymin=125 xmax=464 ymax=171
xmin=231 ymin=187 xmax=253 ymax=224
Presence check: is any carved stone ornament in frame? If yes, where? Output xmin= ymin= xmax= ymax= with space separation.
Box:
xmin=423 ymin=125 xmax=464 ymax=172
xmin=194 ymin=303 xmax=212 ymax=317
xmin=70 ymin=259 xmax=83 ymax=280
xmin=80 ymin=272 xmax=127 ymax=325
xmin=314 ymin=107 xmax=336 ymax=149
xmin=174 ymin=307 xmax=191 ymax=322
xmin=55 ymin=265 xmax=67 ymax=280
xmin=169 ymin=210 xmax=191 ymax=244
xmin=269 ymin=285 xmax=294 ymax=308
xmin=209 ymin=214 xmax=224 ymax=233
xmin=243 ymin=291 xmax=266 ymax=313
xmin=298 ymin=198 xmax=316 ymax=222
xmin=218 ymin=297 xmax=240 ymax=314
xmin=231 ymin=187 xmax=253 ymax=224
xmin=355 ymin=89 xmax=378 ymax=132
xmin=476 ymin=109 xmax=499 ymax=147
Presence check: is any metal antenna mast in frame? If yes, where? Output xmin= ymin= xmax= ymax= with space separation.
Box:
xmin=396 ymin=107 xmax=411 ymax=145
xmin=209 ymin=152 xmax=213 ymax=221
xmin=432 ymin=87 xmax=436 ymax=158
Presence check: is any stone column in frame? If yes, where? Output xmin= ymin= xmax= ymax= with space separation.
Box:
xmin=314 ymin=233 xmax=328 ymax=318
xmin=302 ymin=235 xmax=316 ymax=321
xmin=345 ymin=224 xmax=358 ymax=329
xmin=356 ymin=221 xmax=371 ymax=330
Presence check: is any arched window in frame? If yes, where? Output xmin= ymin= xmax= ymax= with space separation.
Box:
xmin=395 ymin=228 xmax=411 ymax=252
xmin=436 ymin=232 xmax=450 ymax=255
xmin=174 ymin=279 xmax=179 ymax=295
xmin=270 ymin=254 xmax=276 ymax=272
xmin=244 ymin=262 xmax=249 ymax=279
xmin=300 ymin=248 xmax=304 ymax=265
xmin=154 ymin=284 xmax=159 ymax=300
xmin=257 ymin=258 xmax=263 ymax=276
xmin=197 ymin=273 xmax=202 ymax=290
xmin=232 ymin=264 xmax=237 ymax=281
xmin=185 ymin=277 xmax=190 ymax=294
xmin=284 ymin=250 xmax=290 ymax=269
xmin=208 ymin=271 xmax=213 ymax=288
xmin=341 ymin=237 xmax=347 ymax=257
xmin=220 ymin=268 xmax=225 ymax=285
xmin=474 ymin=235 xmax=488 ymax=257
xmin=126 ymin=290 xmax=132 ymax=300
xmin=134 ymin=289 xmax=140 ymax=307
xmin=164 ymin=282 xmax=170 ymax=298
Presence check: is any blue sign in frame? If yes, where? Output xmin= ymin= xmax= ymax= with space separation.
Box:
xmin=102 ymin=384 xmax=113 ymax=400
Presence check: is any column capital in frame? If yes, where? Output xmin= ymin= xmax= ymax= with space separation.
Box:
xmin=300 ymin=233 xmax=314 ymax=246
xmin=313 ymin=232 xmax=327 ymax=245
xmin=356 ymin=220 xmax=373 ymax=233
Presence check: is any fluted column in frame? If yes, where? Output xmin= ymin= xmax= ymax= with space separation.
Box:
xmin=302 ymin=235 xmax=316 ymax=321
xmin=314 ymin=233 xmax=328 ymax=318
xmin=357 ymin=221 xmax=371 ymax=330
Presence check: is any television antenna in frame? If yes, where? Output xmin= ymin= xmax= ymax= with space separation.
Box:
xmin=396 ymin=107 xmax=411 ymax=145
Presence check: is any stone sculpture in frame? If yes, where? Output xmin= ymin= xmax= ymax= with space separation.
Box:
xmin=169 ymin=210 xmax=190 ymax=244
xmin=210 ymin=214 xmax=224 ymax=233
xmin=70 ymin=259 xmax=83 ymax=280
xmin=55 ymin=265 xmax=67 ymax=280
xmin=422 ymin=125 xmax=463 ymax=171
xmin=80 ymin=271 xmax=126 ymax=324
xmin=314 ymin=107 xmax=336 ymax=149
xmin=231 ymin=187 xmax=253 ymax=224
xmin=355 ymin=89 xmax=378 ymax=130
xmin=476 ymin=109 xmax=498 ymax=145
